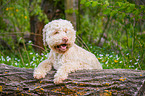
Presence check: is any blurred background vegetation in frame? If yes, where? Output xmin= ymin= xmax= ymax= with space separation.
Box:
xmin=0 ymin=0 xmax=145 ymax=70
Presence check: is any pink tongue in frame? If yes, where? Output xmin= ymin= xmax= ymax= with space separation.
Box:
xmin=60 ymin=45 xmax=66 ymax=50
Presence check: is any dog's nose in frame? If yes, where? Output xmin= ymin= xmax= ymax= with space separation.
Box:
xmin=62 ymin=37 xmax=68 ymax=42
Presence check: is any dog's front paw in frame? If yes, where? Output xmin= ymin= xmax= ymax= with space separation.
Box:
xmin=54 ymin=73 xmax=67 ymax=84
xmin=53 ymin=77 xmax=63 ymax=84
xmin=33 ymin=71 xmax=46 ymax=79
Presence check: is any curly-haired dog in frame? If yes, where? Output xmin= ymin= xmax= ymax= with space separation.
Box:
xmin=33 ymin=19 xmax=102 ymax=84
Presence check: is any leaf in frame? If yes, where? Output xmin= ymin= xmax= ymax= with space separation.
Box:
xmin=130 ymin=4 xmax=135 ymax=9
xmin=133 ymin=9 xmax=139 ymax=15
xmin=138 ymin=16 xmax=141 ymax=19
xmin=140 ymin=5 xmax=144 ymax=9
xmin=142 ymin=15 xmax=145 ymax=20
xmin=105 ymin=1 xmax=109 ymax=6
xmin=85 ymin=1 xmax=91 ymax=7
xmin=80 ymin=0 xmax=86 ymax=4
xmin=122 ymin=12 xmax=126 ymax=18
xmin=116 ymin=2 xmax=122 ymax=7
xmin=103 ymin=8 xmax=110 ymax=15
xmin=110 ymin=10 xmax=118 ymax=17
xmin=92 ymin=1 xmax=98 ymax=7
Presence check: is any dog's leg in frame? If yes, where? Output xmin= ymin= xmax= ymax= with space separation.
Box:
xmin=33 ymin=59 xmax=52 ymax=79
xmin=54 ymin=63 xmax=80 ymax=84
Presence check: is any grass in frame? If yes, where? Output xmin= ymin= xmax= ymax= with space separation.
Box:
xmin=0 ymin=41 xmax=48 ymax=69
xmin=87 ymin=45 xmax=141 ymax=70
xmin=0 ymin=40 xmax=142 ymax=70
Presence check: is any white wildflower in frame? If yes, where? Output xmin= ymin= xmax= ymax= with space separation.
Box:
xmin=7 ymin=58 xmax=11 ymax=61
xmin=40 ymin=57 xmax=44 ymax=61
xmin=106 ymin=54 xmax=109 ymax=56
xmin=110 ymin=55 xmax=113 ymax=57
xmin=41 ymin=53 xmax=44 ymax=56
xmin=15 ymin=62 xmax=18 ymax=66
xmin=134 ymin=62 xmax=138 ymax=65
xmin=6 ymin=56 xmax=10 ymax=59
xmin=6 ymin=56 xmax=11 ymax=61
xmin=33 ymin=57 xmax=35 ymax=61
xmin=36 ymin=53 xmax=38 ymax=56
xmin=99 ymin=54 xmax=103 ymax=57
xmin=105 ymin=61 xmax=108 ymax=64
xmin=28 ymin=41 xmax=32 ymax=43
xmin=30 ymin=52 xmax=33 ymax=55
xmin=116 ymin=55 xmax=118 ymax=58
xmin=126 ymin=53 xmax=129 ymax=55
xmin=1 ymin=56 xmax=5 ymax=61
xmin=119 ymin=61 xmax=122 ymax=63
xmin=30 ymin=61 xmax=33 ymax=65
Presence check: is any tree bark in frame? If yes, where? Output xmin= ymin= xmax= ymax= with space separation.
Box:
xmin=0 ymin=63 xmax=145 ymax=96
xmin=29 ymin=0 xmax=64 ymax=53
xmin=65 ymin=0 xmax=78 ymax=29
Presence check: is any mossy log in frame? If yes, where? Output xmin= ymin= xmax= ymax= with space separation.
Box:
xmin=0 ymin=63 xmax=145 ymax=96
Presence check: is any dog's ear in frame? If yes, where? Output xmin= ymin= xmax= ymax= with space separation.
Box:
xmin=42 ymin=25 xmax=47 ymax=46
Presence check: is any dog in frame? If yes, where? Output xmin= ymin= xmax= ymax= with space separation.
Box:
xmin=33 ymin=19 xmax=102 ymax=84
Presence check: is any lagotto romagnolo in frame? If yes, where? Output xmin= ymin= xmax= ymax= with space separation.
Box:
xmin=33 ymin=19 xmax=102 ymax=84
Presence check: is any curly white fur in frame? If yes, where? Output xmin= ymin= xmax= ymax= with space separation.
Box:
xmin=33 ymin=19 xmax=102 ymax=84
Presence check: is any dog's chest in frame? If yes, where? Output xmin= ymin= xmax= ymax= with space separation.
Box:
xmin=53 ymin=53 xmax=63 ymax=70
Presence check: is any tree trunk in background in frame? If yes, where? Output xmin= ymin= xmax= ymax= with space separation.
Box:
xmin=29 ymin=0 xmax=44 ymax=53
xmin=0 ymin=63 xmax=145 ymax=96
xmin=65 ymin=0 xmax=78 ymax=30
xmin=29 ymin=0 xmax=64 ymax=53
xmin=30 ymin=16 xmax=44 ymax=53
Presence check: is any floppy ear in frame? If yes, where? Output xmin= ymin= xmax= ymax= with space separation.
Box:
xmin=42 ymin=25 xmax=47 ymax=46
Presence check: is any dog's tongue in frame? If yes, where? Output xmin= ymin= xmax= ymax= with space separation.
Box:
xmin=60 ymin=45 xmax=67 ymax=50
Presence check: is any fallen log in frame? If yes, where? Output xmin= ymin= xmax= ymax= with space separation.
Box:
xmin=0 ymin=63 xmax=145 ymax=96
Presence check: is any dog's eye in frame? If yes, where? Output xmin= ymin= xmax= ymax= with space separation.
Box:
xmin=54 ymin=31 xmax=59 ymax=34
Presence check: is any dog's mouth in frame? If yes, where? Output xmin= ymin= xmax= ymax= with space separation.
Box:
xmin=55 ymin=44 xmax=69 ymax=52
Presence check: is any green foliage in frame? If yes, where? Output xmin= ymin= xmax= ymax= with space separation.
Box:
xmin=0 ymin=0 xmax=50 ymax=50
xmin=0 ymin=0 xmax=30 ymax=51
xmin=78 ymin=0 xmax=145 ymax=70
xmin=29 ymin=0 xmax=49 ymax=23
xmin=1 ymin=0 xmax=30 ymax=32
xmin=0 ymin=0 xmax=145 ymax=70
xmin=0 ymin=40 xmax=48 ymax=68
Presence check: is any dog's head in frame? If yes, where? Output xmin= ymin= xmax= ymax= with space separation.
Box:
xmin=43 ymin=19 xmax=76 ymax=53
